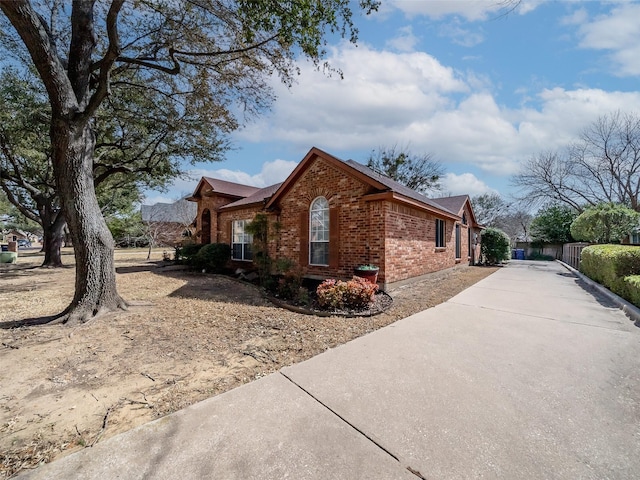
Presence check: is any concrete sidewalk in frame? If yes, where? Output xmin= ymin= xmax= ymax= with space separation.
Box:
xmin=20 ymin=261 xmax=640 ymax=479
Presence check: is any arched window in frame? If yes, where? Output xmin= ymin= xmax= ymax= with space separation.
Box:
xmin=309 ymin=197 xmax=329 ymax=265
xmin=462 ymin=213 xmax=467 ymax=225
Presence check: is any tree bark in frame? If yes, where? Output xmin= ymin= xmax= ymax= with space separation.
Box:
xmin=40 ymin=211 xmax=66 ymax=267
xmin=51 ymin=117 xmax=127 ymax=325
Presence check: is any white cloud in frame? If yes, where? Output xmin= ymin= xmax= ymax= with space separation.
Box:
xmin=229 ymin=43 xmax=640 ymax=190
xmin=440 ymin=173 xmax=497 ymax=196
xmin=438 ymin=19 xmax=484 ymax=47
xmin=386 ymin=25 xmax=419 ymax=52
xmin=575 ymin=3 xmax=640 ymax=76
xmin=236 ymin=44 xmax=468 ymax=150
xmin=389 ymin=0 xmax=539 ymax=21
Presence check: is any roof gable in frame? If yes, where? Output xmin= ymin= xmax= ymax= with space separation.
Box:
xmin=265 ymin=147 xmax=388 ymax=209
xmin=431 ymin=195 xmax=480 ymax=226
xmin=189 ymin=177 xmax=261 ymax=200
xmin=265 ymin=147 xmax=461 ymax=219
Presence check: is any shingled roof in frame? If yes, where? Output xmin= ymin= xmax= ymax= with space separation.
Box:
xmin=189 ymin=177 xmax=261 ymax=200
xmin=219 ymin=182 xmax=284 ymax=210
xmin=344 ymin=159 xmax=459 ymax=217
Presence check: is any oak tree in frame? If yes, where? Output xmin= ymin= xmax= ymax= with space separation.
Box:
xmin=0 ymin=0 xmax=378 ymax=324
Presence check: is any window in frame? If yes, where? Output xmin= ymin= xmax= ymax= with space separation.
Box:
xmin=232 ymin=220 xmax=253 ymax=261
xmin=632 ymin=231 xmax=640 ymax=245
xmin=310 ymin=197 xmax=329 ymax=265
xmin=435 ymin=219 xmax=446 ymax=248
xmin=455 ymin=224 xmax=461 ymax=259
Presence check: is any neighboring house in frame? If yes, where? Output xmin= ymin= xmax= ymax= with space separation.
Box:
xmin=140 ymin=198 xmax=197 ymax=246
xmin=2 ymin=229 xmax=30 ymax=243
xmin=188 ymin=147 xmax=482 ymax=289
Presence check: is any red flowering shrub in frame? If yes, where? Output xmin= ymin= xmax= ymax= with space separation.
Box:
xmin=316 ymin=276 xmax=378 ymax=310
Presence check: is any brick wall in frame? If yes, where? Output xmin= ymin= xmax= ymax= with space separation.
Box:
xmin=217 ymin=206 xmax=271 ymax=270
xmin=194 ymin=195 xmax=237 ymax=243
xmin=274 ymin=156 xmax=382 ymax=281
xmin=384 ymin=202 xmax=456 ymax=283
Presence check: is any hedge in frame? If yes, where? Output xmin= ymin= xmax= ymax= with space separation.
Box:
xmin=624 ymin=275 xmax=640 ymax=308
xmin=580 ymin=244 xmax=640 ymax=305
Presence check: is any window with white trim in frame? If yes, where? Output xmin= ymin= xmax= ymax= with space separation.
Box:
xmin=232 ymin=220 xmax=253 ymax=261
xmin=309 ymin=197 xmax=329 ymax=265
xmin=435 ymin=219 xmax=446 ymax=248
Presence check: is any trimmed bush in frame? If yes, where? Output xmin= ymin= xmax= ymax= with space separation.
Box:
xmin=581 ymin=245 xmax=640 ymax=301
xmin=623 ymin=276 xmax=640 ymax=308
xmin=316 ymin=277 xmax=378 ymax=310
xmin=176 ymin=242 xmax=203 ymax=263
xmin=480 ymin=228 xmax=510 ymax=265
xmin=193 ymin=243 xmax=231 ymax=272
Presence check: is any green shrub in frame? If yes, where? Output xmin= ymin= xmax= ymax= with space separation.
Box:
xmin=480 ymin=228 xmax=510 ymax=265
xmin=176 ymin=242 xmax=203 ymax=263
xmin=193 ymin=243 xmax=231 ymax=272
xmin=316 ymin=277 xmax=378 ymax=310
xmin=581 ymin=245 xmax=640 ymax=300
xmin=623 ymin=275 xmax=640 ymax=308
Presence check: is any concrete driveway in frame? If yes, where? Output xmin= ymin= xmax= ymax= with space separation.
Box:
xmin=20 ymin=261 xmax=640 ymax=479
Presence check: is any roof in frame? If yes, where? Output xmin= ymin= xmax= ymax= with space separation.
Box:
xmin=141 ymin=198 xmax=197 ymax=223
xmin=189 ymin=177 xmax=261 ymax=200
xmin=219 ymin=183 xmax=284 ymax=210
xmin=344 ymin=160 xmax=459 ymax=217
xmin=430 ymin=195 xmax=470 ymax=215
xmin=195 ymin=147 xmax=476 ymax=223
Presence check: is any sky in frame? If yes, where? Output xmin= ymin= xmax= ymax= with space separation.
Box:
xmin=144 ymin=0 xmax=640 ymax=206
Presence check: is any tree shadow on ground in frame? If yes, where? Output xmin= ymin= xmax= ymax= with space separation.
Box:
xmin=0 ymin=313 xmax=64 ymax=329
xmin=115 ymin=264 xmax=157 ymax=274
xmin=557 ymin=271 xmax=624 ymax=310
xmin=165 ymin=273 xmax=267 ymax=307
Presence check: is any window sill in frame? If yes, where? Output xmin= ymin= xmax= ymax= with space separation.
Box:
xmin=435 ymin=247 xmax=447 ymax=252
xmin=232 ymin=259 xmax=253 ymax=262
xmin=309 ymin=264 xmax=329 ymax=267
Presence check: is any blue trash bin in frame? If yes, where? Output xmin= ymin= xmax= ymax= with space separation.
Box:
xmin=516 ymin=249 xmax=525 ymax=260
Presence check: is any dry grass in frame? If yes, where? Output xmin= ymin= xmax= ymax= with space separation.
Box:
xmin=0 ymin=248 xmax=497 ymax=478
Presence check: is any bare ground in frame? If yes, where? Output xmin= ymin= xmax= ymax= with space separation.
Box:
xmin=0 ymin=248 xmax=497 ymax=478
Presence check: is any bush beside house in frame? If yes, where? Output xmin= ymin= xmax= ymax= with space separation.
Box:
xmin=480 ymin=228 xmax=510 ymax=264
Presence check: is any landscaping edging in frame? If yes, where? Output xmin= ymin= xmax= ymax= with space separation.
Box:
xmin=265 ymin=291 xmax=394 ymax=318
xmin=556 ymin=260 xmax=640 ymax=327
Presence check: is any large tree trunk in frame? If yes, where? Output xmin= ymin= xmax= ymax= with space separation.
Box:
xmin=51 ymin=118 xmax=127 ymax=325
xmin=41 ymin=212 xmax=66 ymax=268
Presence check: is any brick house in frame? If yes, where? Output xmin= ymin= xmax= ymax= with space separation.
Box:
xmin=188 ymin=147 xmax=481 ymax=289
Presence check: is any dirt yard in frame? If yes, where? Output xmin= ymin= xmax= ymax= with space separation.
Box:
xmin=0 ymin=248 xmax=497 ymax=478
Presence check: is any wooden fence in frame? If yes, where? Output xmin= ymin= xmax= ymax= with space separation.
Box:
xmin=562 ymin=242 xmax=592 ymax=270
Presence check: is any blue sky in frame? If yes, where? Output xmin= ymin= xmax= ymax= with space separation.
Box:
xmin=145 ymin=0 xmax=640 ymax=205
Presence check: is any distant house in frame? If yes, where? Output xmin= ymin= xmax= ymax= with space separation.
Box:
xmin=2 ymin=229 xmax=31 ymax=244
xmin=188 ymin=147 xmax=482 ymax=289
xmin=140 ymin=198 xmax=197 ymax=246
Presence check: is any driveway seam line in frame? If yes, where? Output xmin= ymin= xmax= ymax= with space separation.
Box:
xmin=278 ymin=371 xmax=426 ymax=479
xmin=446 ymin=301 xmax=630 ymax=332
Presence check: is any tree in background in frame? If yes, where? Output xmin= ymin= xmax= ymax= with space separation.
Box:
xmin=480 ymin=227 xmax=511 ymax=265
xmin=0 ymin=68 xmax=150 ymax=266
xmin=1 ymin=1 xmax=379 ymax=324
xmin=530 ymin=204 xmax=578 ymax=244
xmin=570 ymin=203 xmax=640 ymax=244
xmin=471 ymin=193 xmax=532 ymax=244
xmin=512 ymin=112 xmax=640 ymax=212
xmin=366 ymin=145 xmax=444 ymax=194
xmin=472 ymin=193 xmax=506 ymax=226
